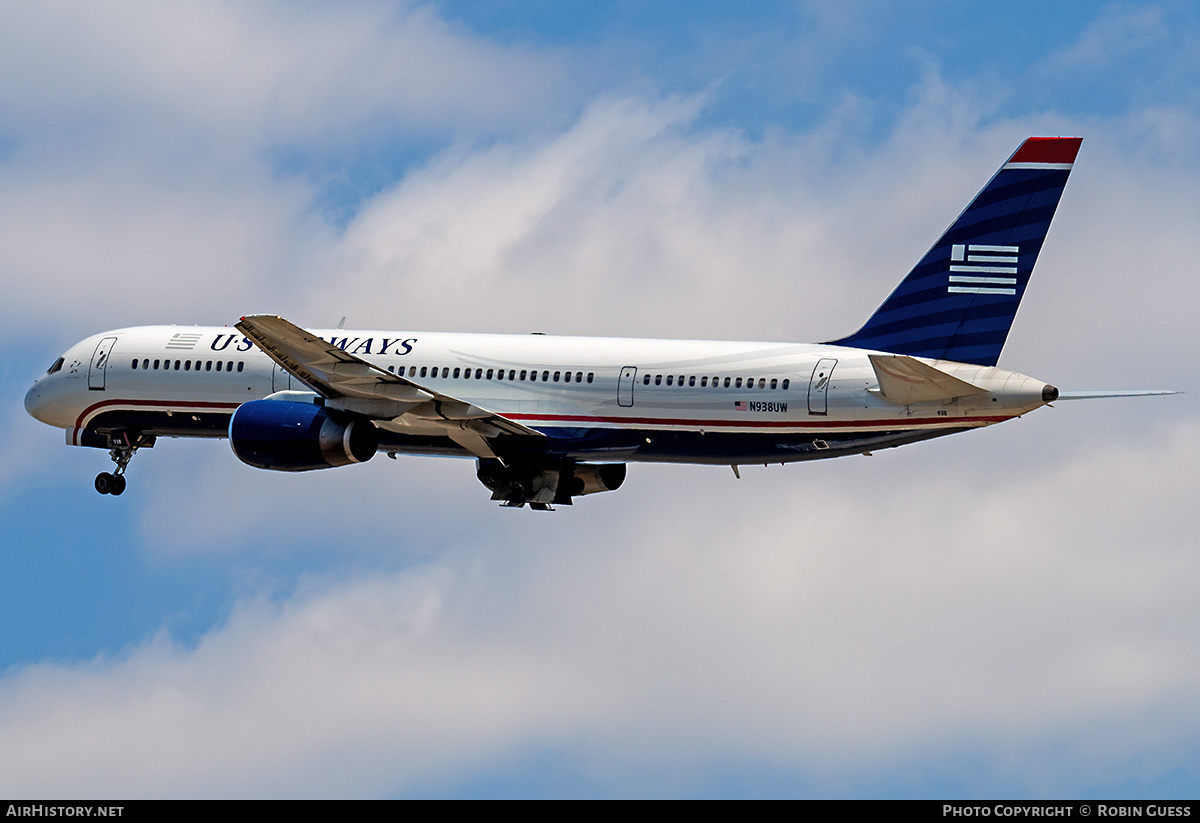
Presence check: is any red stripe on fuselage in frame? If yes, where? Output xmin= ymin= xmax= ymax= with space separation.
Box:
xmin=66 ymin=398 xmax=1013 ymax=447
xmin=71 ymin=398 xmax=242 ymax=444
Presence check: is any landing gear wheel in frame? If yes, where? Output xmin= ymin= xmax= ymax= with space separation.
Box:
xmin=95 ymin=472 xmax=115 ymax=495
xmin=93 ymin=431 xmax=152 ymax=496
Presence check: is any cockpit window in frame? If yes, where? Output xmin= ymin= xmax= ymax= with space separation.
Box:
xmin=46 ymin=357 xmax=64 ymax=374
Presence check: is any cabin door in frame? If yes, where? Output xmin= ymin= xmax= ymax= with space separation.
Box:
xmin=89 ymin=337 xmax=118 ymax=390
xmin=807 ymin=358 xmax=837 ymax=414
xmin=617 ymin=366 xmax=637 ymax=407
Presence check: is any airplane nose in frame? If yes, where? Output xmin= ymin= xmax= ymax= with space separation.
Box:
xmin=24 ymin=381 xmax=49 ymax=424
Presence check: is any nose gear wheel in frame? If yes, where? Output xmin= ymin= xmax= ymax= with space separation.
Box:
xmin=94 ymin=432 xmax=153 ymax=496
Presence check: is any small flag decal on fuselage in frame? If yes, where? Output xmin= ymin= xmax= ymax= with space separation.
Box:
xmin=734 ymin=401 xmax=748 ymax=411
xmin=166 ymin=332 xmax=203 ymax=350
xmin=948 ymin=244 xmax=1018 ymax=295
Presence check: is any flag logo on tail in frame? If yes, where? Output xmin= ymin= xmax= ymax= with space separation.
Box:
xmin=948 ymin=244 xmax=1018 ymax=295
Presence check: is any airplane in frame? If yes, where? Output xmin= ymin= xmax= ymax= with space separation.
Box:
xmin=23 ymin=137 xmax=1175 ymax=509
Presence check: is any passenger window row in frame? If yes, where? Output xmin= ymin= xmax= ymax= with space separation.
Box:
xmin=642 ymin=374 xmax=790 ymax=390
xmin=385 ymin=365 xmax=595 ymax=384
xmin=127 ymin=356 xmax=785 ymax=390
xmin=132 ymin=358 xmax=245 ymax=373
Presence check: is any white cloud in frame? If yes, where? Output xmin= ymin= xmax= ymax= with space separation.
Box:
xmin=1047 ymin=4 xmax=1169 ymax=70
xmin=307 ymin=88 xmax=971 ymax=341
xmin=1 ymin=419 xmax=1198 ymax=796
xmin=0 ymin=0 xmax=571 ymax=144
xmin=0 ymin=573 xmax=589 ymax=797
xmin=0 ymin=0 xmax=576 ymax=334
xmin=0 ymin=158 xmax=331 ymax=330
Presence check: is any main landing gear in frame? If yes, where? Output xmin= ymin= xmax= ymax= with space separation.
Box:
xmin=474 ymin=458 xmax=627 ymax=510
xmin=94 ymin=433 xmax=152 ymax=496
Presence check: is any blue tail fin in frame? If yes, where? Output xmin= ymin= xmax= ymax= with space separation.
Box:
xmin=830 ymin=137 xmax=1082 ymax=366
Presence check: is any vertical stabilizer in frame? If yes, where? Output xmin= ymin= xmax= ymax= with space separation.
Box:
xmin=830 ymin=137 xmax=1082 ymax=366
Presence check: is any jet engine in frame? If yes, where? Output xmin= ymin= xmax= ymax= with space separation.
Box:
xmin=228 ymin=399 xmax=378 ymax=471
xmin=475 ymin=458 xmax=626 ymax=508
xmin=562 ymin=462 xmax=627 ymax=498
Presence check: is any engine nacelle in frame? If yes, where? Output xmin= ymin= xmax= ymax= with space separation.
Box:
xmin=475 ymin=459 xmax=626 ymax=506
xmin=562 ymin=462 xmax=627 ymax=498
xmin=229 ymin=399 xmax=378 ymax=472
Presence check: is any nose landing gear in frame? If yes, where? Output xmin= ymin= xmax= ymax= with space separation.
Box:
xmin=94 ymin=432 xmax=154 ymax=496
xmin=94 ymin=471 xmax=126 ymax=496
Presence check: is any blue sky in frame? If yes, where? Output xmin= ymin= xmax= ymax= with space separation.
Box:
xmin=2 ymin=1 xmax=1198 ymax=798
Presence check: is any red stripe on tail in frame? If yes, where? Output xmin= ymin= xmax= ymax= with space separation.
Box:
xmin=1009 ymin=136 xmax=1083 ymax=165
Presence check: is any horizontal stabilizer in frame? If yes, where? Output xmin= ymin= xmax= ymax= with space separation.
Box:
xmin=869 ymin=354 xmax=988 ymax=405
xmin=1056 ymin=390 xmax=1180 ymax=400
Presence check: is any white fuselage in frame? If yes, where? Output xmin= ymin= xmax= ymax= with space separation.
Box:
xmin=25 ymin=324 xmax=1052 ymax=466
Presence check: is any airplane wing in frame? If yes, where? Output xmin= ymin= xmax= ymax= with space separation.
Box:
xmin=236 ymin=315 xmax=543 ymax=456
